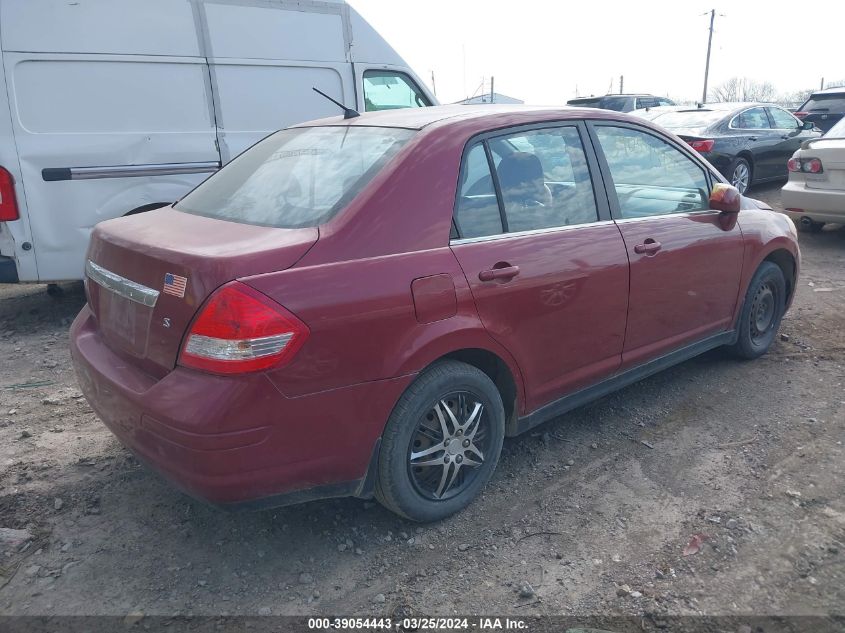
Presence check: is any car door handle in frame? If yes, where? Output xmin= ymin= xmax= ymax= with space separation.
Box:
xmin=634 ymin=239 xmax=662 ymax=255
xmin=748 ymin=136 xmax=758 ymax=142
xmin=479 ymin=265 xmax=520 ymax=282
xmin=780 ymin=134 xmax=790 ymax=140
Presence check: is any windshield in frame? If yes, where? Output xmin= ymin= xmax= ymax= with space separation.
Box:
xmin=824 ymin=117 xmax=845 ymax=138
xmin=175 ymin=126 xmax=415 ymax=228
xmin=654 ymin=109 xmax=726 ymax=129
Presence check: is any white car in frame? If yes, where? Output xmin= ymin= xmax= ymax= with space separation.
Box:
xmin=781 ymin=116 xmax=845 ymax=231
xmin=0 ymin=0 xmax=436 ymax=284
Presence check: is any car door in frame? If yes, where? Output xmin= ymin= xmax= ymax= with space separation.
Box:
xmin=589 ymin=122 xmax=745 ymax=369
xmin=729 ymin=106 xmax=780 ymax=180
xmin=767 ymin=106 xmax=814 ymax=179
xmin=449 ymin=123 xmax=629 ymax=413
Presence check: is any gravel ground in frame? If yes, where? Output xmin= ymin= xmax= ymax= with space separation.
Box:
xmin=0 ymin=182 xmax=843 ymax=620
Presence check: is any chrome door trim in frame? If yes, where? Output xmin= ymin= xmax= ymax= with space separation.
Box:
xmin=85 ymin=260 xmax=160 ymax=307
xmin=450 ymin=220 xmax=617 ymax=246
xmin=43 ymin=161 xmax=220 ymax=182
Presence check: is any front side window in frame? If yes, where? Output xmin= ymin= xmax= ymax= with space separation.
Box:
xmin=595 ymin=125 xmax=710 ymax=219
xmin=732 ymin=107 xmax=771 ymax=129
xmin=176 ymin=126 xmax=414 ymax=228
xmin=768 ymin=107 xmax=800 ymax=130
xmin=363 ymin=70 xmax=431 ymax=112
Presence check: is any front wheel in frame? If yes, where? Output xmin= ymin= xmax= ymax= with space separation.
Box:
xmin=730 ymin=262 xmax=787 ymax=359
xmin=375 ymin=361 xmax=505 ymax=522
xmin=728 ymin=157 xmax=752 ymax=194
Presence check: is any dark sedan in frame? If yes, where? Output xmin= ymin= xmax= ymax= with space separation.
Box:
xmin=648 ymin=103 xmax=820 ymax=193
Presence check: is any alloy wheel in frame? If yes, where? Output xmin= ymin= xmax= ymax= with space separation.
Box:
xmin=407 ymin=392 xmax=490 ymax=501
xmin=732 ymin=163 xmax=750 ymax=193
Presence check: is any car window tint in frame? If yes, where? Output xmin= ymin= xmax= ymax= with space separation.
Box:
xmin=363 ymin=70 xmax=431 ymax=111
xmin=493 ymin=127 xmax=598 ymax=232
xmin=768 ymin=107 xmax=800 ymax=129
xmin=601 ymin=97 xmax=629 ymax=111
xmin=801 ymin=94 xmax=845 ymax=112
xmin=454 ymin=144 xmax=504 ymax=239
xmin=732 ymin=107 xmax=771 ymax=129
xmin=595 ymin=126 xmax=710 ymax=219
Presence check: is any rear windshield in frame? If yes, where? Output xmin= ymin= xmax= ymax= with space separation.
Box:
xmin=175 ymin=126 xmax=415 ymax=228
xmin=801 ymin=93 xmax=845 ymax=112
xmin=654 ymin=109 xmax=726 ymax=129
xmin=825 ymin=117 xmax=845 ymax=138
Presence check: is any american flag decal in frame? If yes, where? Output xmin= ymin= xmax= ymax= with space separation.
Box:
xmin=163 ymin=272 xmax=187 ymax=298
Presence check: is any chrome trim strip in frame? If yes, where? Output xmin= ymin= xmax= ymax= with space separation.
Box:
xmin=85 ymin=260 xmax=159 ymax=307
xmin=69 ymin=162 xmax=220 ymax=180
xmin=613 ymin=209 xmax=718 ymax=223
xmin=450 ymin=220 xmax=616 ymax=245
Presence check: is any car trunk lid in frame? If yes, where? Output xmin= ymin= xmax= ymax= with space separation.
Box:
xmin=800 ymin=138 xmax=845 ymax=191
xmin=85 ymin=206 xmax=317 ymax=376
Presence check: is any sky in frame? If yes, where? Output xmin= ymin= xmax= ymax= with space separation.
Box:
xmin=348 ymin=0 xmax=844 ymax=105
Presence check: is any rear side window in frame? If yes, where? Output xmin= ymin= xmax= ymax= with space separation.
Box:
xmin=595 ymin=125 xmax=710 ymax=218
xmin=768 ymin=107 xmax=800 ymax=129
xmin=363 ymin=70 xmax=430 ymax=111
xmin=800 ymin=93 xmax=845 ymax=112
xmin=600 ymin=97 xmax=629 ymax=111
xmin=732 ymin=107 xmax=771 ymax=129
xmin=454 ymin=126 xmax=599 ymax=238
xmin=176 ymin=126 xmax=414 ymax=228
xmin=454 ymin=144 xmax=504 ymax=239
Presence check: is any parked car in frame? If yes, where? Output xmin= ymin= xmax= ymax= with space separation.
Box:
xmin=649 ymin=103 xmax=821 ymax=193
xmin=781 ymin=116 xmax=845 ymax=231
xmin=566 ymin=94 xmax=675 ymax=113
xmin=71 ymin=105 xmax=800 ymax=521
xmin=794 ymin=86 xmax=845 ymax=134
xmin=0 ymin=0 xmax=436 ymax=285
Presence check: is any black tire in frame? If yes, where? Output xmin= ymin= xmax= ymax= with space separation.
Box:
xmin=375 ymin=360 xmax=505 ymax=522
xmin=730 ymin=262 xmax=787 ymax=360
xmin=728 ymin=157 xmax=752 ymax=194
xmin=797 ymin=219 xmax=825 ymax=233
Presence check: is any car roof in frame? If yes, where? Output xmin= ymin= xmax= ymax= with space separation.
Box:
xmin=810 ymin=86 xmax=845 ymax=96
xmin=296 ymin=104 xmax=629 ymax=131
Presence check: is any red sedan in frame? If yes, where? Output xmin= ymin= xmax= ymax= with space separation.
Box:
xmin=70 ymin=105 xmax=799 ymax=521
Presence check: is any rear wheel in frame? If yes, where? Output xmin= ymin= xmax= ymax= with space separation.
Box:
xmin=729 ymin=157 xmax=752 ymax=194
xmin=797 ymin=218 xmax=825 ymax=233
xmin=730 ymin=262 xmax=786 ymax=360
xmin=375 ymin=361 xmax=505 ymax=522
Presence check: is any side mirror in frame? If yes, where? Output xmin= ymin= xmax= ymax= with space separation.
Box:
xmin=709 ymin=183 xmax=741 ymax=213
xmin=801 ymin=120 xmax=815 ymax=131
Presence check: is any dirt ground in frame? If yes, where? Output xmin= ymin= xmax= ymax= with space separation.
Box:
xmin=0 ymin=182 xmax=843 ymax=620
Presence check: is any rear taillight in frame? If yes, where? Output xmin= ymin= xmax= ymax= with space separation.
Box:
xmin=687 ymin=139 xmax=715 ymax=153
xmin=0 ymin=167 xmax=20 ymax=221
xmin=788 ymin=157 xmax=823 ymax=173
xmin=178 ymin=281 xmax=309 ymax=375
xmin=794 ymin=111 xmax=808 ymax=119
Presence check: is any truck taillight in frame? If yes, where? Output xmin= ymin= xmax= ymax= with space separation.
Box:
xmin=0 ymin=167 xmax=20 ymax=221
xmin=178 ymin=281 xmax=309 ymax=375
xmin=788 ymin=157 xmax=823 ymax=174
xmin=687 ymin=139 xmax=715 ymax=153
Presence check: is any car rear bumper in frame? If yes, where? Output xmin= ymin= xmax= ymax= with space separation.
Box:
xmin=70 ymin=305 xmax=413 ymax=507
xmin=781 ymin=181 xmax=845 ymax=224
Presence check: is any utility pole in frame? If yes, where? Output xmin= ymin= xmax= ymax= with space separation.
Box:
xmin=702 ymin=9 xmax=715 ymax=103
xmin=620 ymin=75 xmax=624 ymax=93
xmin=821 ymin=77 xmax=825 ymax=90
xmin=431 ymin=71 xmax=437 ymax=97
xmin=490 ymin=76 xmax=495 ymax=103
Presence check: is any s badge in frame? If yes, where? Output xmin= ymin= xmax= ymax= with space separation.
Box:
xmin=162 ymin=318 xmax=172 ymax=328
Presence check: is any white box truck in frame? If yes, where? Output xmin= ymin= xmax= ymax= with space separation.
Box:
xmin=0 ymin=0 xmax=436 ymax=283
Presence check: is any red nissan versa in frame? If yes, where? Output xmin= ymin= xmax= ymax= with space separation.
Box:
xmin=70 ymin=105 xmax=799 ymax=522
